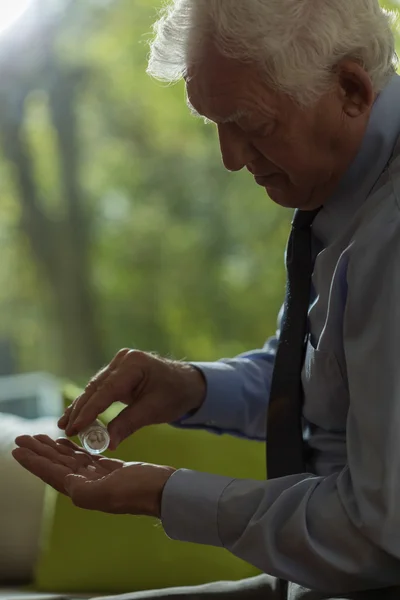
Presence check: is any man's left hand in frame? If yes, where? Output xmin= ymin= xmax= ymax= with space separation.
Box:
xmin=12 ymin=435 xmax=175 ymax=517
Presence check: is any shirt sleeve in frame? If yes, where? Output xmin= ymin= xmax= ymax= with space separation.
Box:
xmin=172 ymin=337 xmax=278 ymax=441
xmin=162 ymin=204 xmax=400 ymax=593
xmin=173 ymin=306 xmax=283 ymax=440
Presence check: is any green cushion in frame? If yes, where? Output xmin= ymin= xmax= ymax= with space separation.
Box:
xmin=34 ymin=386 xmax=264 ymax=595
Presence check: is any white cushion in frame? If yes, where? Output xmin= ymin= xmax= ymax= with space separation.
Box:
xmin=0 ymin=414 xmax=61 ymax=583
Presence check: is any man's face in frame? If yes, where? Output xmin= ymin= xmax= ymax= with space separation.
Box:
xmin=186 ymin=45 xmax=372 ymax=209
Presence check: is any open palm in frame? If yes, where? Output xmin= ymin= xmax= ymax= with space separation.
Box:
xmin=12 ymin=435 xmax=174 ymax=516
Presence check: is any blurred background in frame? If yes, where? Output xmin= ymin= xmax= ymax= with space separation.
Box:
xmin=0 ymin=0 xmax=288 ymax=390
xmin=0 ymin=0 xmax=398 ymax=387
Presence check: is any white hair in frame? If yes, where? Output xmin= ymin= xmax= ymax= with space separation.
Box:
xmin=147 ymin=0 xmax=397 ymax=106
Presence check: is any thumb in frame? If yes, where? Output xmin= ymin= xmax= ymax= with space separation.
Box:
xmin=108 ymin=397 xmax=159 ymax=448
xmin=64 ymin=474 xmax=100 ymax=510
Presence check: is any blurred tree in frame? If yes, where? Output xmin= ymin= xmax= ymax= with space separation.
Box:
xmin=0 ymin=0 xmax=398 ymax=381
xmin=0 ymin=4 xmax=105 ymax=378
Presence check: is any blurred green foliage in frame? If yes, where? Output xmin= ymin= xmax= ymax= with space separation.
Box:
xmin=0 ymin=0 xmax=398 ymax=381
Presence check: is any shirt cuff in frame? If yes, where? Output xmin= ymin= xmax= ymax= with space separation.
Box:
xmin=161 ymin=468 xmax=235 ymax=546
xmin=174 ymin=362 xmax=243 ymax=430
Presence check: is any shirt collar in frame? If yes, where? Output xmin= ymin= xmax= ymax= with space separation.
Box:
xmin=313 ymin=73 xmax=400 ymax=247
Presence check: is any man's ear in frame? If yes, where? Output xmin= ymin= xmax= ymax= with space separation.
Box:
xmin=335 ymin=60 xmax=375 ymax=118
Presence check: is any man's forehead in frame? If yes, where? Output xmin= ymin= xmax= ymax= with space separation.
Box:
xmin=186 ymin=54 xmax=253 ymax=98
xmin=186 ymin=75 xmax=278 ymax=125
xmin=185 ymin=68 xmax=258 ymax=124
xmin=185 ymin=47 xmax=278 ymax=123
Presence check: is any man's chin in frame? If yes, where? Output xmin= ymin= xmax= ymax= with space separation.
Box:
xmin=263 ymin=185 xmax=314 ymax=210
xmin=263 ymin=186 xmax=297 ymax=208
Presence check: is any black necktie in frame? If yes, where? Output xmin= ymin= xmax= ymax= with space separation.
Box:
xmin=267 ymin=208 xmax=320 ymax=479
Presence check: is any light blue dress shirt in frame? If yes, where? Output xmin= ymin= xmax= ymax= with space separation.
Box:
xmin=161 ymin=73 xmax=400 ymax=594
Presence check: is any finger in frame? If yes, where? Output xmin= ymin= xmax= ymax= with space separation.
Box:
xmin=33 ymin=435 xmax=78 ymax=469
xmin=58 ymin=405 xmax=72 ymax=429
xmin=107 ymin=395 xmax=159 ymax=449
xmin=54 ymin=438 xmax=85 ymax=458
xmin=33 ymin=434 xmax=59 ymax=447
xmin=56 ymin=439 xmax=106 ymax=470
xmin=57 ymin=437 xmax=92 ymax=456
xmin=66 ymin=352 xmax=128 ymax=432
xmin=15 ymin=435 xmax=77 ymax=469
xmin=60 ymin=447 xmax=94 ymax=468
xmin=22 ymin=435 xmax=94 ymax=470
xmin=18 ymin=435 xmax=94 ymax=471
xmin=66 ymin=349 xmax=130 ymax=436
xmin=12 ymin=447 xmax=71 ymax=495
xmin=69 ymin=354 xmax=145 ymax=437
xmin=55 ymin=438 xmax=97 ymax=461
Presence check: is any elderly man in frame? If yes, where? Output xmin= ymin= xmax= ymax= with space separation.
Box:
xmin=12 ymin=1 xmax=400 ymax=599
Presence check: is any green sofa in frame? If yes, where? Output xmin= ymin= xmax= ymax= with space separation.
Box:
xmin=32 ymin=387 xmax=265 ymax=596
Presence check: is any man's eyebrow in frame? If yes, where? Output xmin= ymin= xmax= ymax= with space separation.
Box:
xmin=186 ymin=99 xmax=251 ymax=125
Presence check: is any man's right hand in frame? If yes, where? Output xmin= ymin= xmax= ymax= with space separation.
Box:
xmin=58 ymin=350 xmax=206 ymax=450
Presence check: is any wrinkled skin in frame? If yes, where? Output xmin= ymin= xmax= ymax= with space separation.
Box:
xmin=12 ymin=435 xmax=174 ymax=517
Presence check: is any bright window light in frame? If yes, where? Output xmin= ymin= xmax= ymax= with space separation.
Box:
xmin=0 ymin=0 xmax=32 ymax=37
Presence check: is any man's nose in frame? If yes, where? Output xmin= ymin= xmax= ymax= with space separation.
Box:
xmin=217 ymin=124 xmax=258 ymax=172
